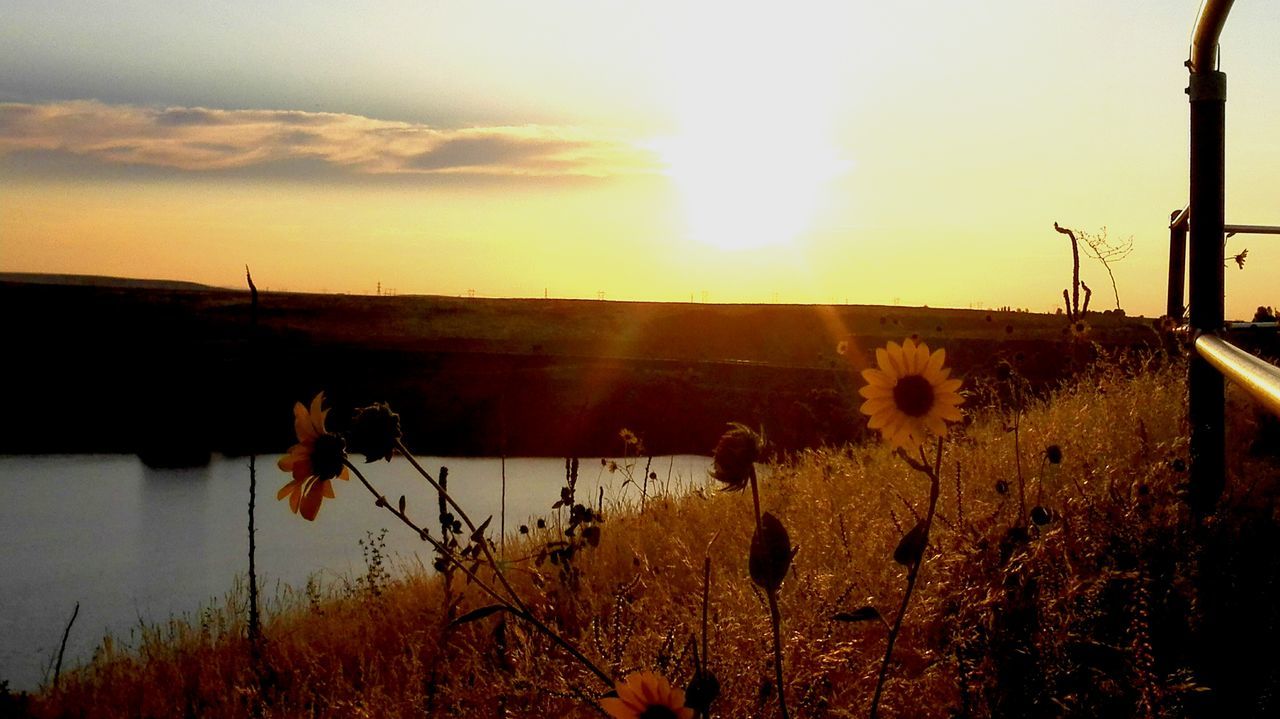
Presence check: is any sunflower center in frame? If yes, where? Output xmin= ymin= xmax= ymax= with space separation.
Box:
xmin=639 ymin=707 xmax=679 ymax=719
xmin=311 ymin=433 xmax=348 ymax=480
xmin=892 ymin=375 xmax=935 ymax=417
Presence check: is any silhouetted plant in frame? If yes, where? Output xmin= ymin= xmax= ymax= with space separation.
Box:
xmin=275 ymin=394 xmax=617 ymax=700
xmin=712 ymin=422 xmax=794 ymax=719
xmin=1054 ymin=222 xmax=1094 ymax=321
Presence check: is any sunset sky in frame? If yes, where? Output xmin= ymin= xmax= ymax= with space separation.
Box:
xmin=2 ymin=1 xmax=1277 ymax=318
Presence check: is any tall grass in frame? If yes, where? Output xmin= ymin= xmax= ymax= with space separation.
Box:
xmin=21 ymin=354 xmax=1280 ymax=718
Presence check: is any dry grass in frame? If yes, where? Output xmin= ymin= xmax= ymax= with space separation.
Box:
xmin=17 ymin=353 xmax=1280 ymax=718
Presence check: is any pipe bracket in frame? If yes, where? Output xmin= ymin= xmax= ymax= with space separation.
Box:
xmin=1188 ymin=71 xmax=1227 ymax=102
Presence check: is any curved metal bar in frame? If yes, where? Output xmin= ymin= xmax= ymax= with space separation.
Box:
xmin=1196 ymin=334 xmax=1280 ymax=418
xmin=1190 ymin=0 xmax=1236 ymax=72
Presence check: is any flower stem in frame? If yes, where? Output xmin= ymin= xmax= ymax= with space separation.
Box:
xmin=749 ymin=465 xmax=789 ymax=719
xmin=345 ymin=459 xmax=615 ymax=689
xmin=395 ymin=440 xmax=534 ymax=615
xmin=870 ymin=438 xmax=943 ymax=719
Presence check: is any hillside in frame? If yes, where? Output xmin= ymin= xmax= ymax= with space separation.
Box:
xmin=1 ymin=278 xmax=1160 ymax=459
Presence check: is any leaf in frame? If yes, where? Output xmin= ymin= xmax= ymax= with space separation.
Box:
xmin=398 ymin=495 xmax=406 ymax=514
xmin=471 ymin=515 xmax=493 ymax=543
xmin=832 ymin=606 xmax=883 ymax=624
xmin=894 ymin=520 xmax=930 ymax=567
xmin=749 ymin=512 xmax=793 ymax=592
xmin=583 ymin=526 xmax=601 ymax=547
xmin=447 ymin=604 xmax=506 ymax=628
xmin=685 ymin=670 xmax=721 ymax=713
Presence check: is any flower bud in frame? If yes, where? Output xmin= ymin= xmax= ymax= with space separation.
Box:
xmin=346 ymin=402 xmax=402 ymax=463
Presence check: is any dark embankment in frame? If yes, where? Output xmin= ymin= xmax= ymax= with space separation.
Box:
xmin=1 ymin=278 xmax=1172 ymax=459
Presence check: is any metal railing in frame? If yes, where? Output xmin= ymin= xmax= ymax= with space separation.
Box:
xmin=1173 ymin=0 xmax=1280 ymax=516
xmin=1195 ymin=334 xmax=1280 ymax=418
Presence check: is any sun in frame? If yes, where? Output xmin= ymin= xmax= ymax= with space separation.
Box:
xmin=655 ymin=122 xmax=847 ymax=252
xmin=651 ymin=4 xmax=853 ymax=253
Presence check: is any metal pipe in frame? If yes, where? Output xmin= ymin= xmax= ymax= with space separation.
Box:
xmin=1186 ymin=0 xmax=1233 ymax=516
xmin=1225 ymin=224 xmax=1280 ymax=236
xmin=1168 ymin=208 xmax=1187 ymax=318
xmin=1196 ymin=334 xmax=1280 ymax=419
xmin=1170 ymin=204 xmax=1191 ymax=230
xmin=1190 ymin=0 xmax=1236 ymax=72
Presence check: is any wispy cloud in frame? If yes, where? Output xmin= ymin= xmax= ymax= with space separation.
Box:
xmin=0 ymin=100 xmax=659 ymax=180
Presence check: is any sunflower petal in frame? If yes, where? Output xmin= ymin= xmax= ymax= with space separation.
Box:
xmin=309 ymin=393 xmax=327 ymax=435
xmin=862 ymin=368 xmax=895 ymax=388
xmin=293 ymin=402 xmax=317 ymax=443
xmin=935 ymin=391 xmax=964 ymax=406
xmin=886 ymin=341 xmax=906 ymax=376
xmin=292 ymin=458 xmax=313 ymax=482
xmin=859 ymin=383 xmax=892 ymax=400
xmin=936 ymin=403 xmax=964 ymax=422
xmin=875 ymin=348 xmax=894 ymax=377
xmin=912 ymin=341 xmax=930 ymax=374
xmin=861 ymin=397 xmax=895 ymax=415
xmin=599 ymin=698 xmax=632 ymax=718
xmin=926 ymin=347 xmax=946 ymax=375
xmin=937 ymin=378 xmax=963 ymax=394
xmin=867 ymin=408 xmax=893 ymax=429
xmin=925 ymin=413 xmax=949 ymax=437
xmin=299 ymin=482 xmax=325 ymax=521
xmin=878 ymin=411 xmax=906 ymax=443
xmin=277 ymin=479 xmax=298 ymax=501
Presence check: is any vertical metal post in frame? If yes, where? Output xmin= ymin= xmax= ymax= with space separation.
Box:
xmin=1187 ymin=67 xmax=1227 ymax=516
xmin=1168 ymin=209 xmax=1187 ymax=319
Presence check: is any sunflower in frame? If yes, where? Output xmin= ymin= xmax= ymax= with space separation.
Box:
xmin=600 ymin=672 xmax=694 ymax=719
xmin=859 ymin=338 xmax=963 ymax=450
xmin=1068 ymin=319 xmax=1090 ymax=341
xmin=277 ymin=392 xmax=349 ymax=521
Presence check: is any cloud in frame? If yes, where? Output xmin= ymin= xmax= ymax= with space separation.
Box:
xmin=0 ymin=100 xmax=660 ymax=180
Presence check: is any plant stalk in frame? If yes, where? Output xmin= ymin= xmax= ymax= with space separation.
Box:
xmin=749 ymin=465 xmax=789 ymax=719
xmin=870 ymin=439 xmax=943 ymax=719
xmin=345 ymin=460 xmax=614 ymax=689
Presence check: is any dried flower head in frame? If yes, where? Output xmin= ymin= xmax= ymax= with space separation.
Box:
xmin=346 ymin=402 xmax=401 ymax=463
xmin=1045 ymin=444 xmax=1063 ymax=464
xmin=859 ymin=339 xmax=964 ymax=450
xmin=277 ymin=393 xmax=349 ymax=521
xmin=601 ymin=671 xmax=695 ymax=719
xmin=710 ymin=423 xmax=762 ymax=491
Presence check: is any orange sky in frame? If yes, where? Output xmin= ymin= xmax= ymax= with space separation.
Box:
xmin=2 ymin=1 xmax=1277 ymax=318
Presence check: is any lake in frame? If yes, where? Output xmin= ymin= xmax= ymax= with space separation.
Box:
xmin=0 ymin=453 xmax=711 ymax=690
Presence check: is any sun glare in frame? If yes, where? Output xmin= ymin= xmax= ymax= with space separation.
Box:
xmin=654 ymin=4 xmax=853 ymax=252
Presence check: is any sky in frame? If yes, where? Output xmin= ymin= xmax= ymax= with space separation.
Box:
xmin=1 ymin=1 xmax=1277 ymax=318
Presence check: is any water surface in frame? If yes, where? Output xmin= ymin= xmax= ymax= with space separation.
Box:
xmin=0 ymin=453 xmax=710 ymax=690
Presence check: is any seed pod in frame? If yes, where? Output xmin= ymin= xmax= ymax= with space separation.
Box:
xmin=1030 ymin=506 xmax=1053 ymax=526
xmin=1045 ymin=444 xmax=1063 ymax=465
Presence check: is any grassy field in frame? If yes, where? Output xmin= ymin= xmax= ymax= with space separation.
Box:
xmin=1 ymin=278 xmax=1166 ymax=459
xmin=10 ymin=349 xmax=1280 ymax=718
